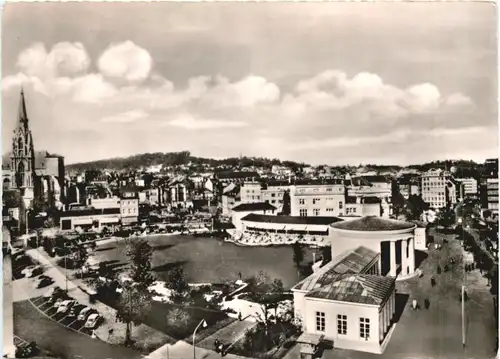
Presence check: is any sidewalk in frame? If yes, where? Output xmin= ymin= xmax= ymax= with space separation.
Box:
xmin=24 ymin=248 xmax=174 ymax=352
xmin=198 ymin=319 xmax=256 ymax=350
xmin=146 ymin=339 xmax=248 ymax=359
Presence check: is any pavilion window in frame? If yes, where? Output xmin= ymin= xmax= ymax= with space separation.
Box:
xmin=337 ymin=314 xmax=347 ymax=335
xmin=359 ymin=318 xmax=370 ymax=339
xmin=316 ymin=311 xmax=326 ymax=332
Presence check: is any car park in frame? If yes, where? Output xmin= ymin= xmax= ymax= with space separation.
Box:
xmin=84 ymin=313 xmax=101 ymax=329
xmin=56 ymin=300 xmax=75 ymax=314
xmin=52 ymin=298 xmax=64 ymax=309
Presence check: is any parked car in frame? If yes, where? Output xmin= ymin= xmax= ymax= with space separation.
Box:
xmin=21 ymin=265 xmax=42 ymax=278
xmin=84 ymin=313 xmax=101 ymax=329
xmin=57 ymin=300 xmax=75 ymax=314
xmin=52 ymin=298 xmax=64 ymax=309
xmin=67 ymin=304 xmax=86 ymax=319
xmin=43 ymin=287 xmax=62 ymax=298
xmin=34 ymin=275 xmax=53 ymax=288
xmin=77 ymin=307 xmax=95 ymax=321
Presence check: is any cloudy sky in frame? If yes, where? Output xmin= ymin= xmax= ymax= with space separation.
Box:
xmin=2 ymin=2 xmax=497 ymax=165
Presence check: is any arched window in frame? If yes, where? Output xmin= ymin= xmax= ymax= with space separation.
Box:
xmin=17 ymin=137 xmax=24 ymax=156
xmin=16 ymin=162 xmax=25 ymax=188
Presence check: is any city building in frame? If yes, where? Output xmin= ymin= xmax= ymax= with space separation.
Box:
xmin=120 ymin=186 xmax=139 ymax=225
xmin=87 ymin=197 xmax=120 ymax=209
xmin=455 ymin=177 xmax=478 ymax=196
xmin=487 ymin=178 xmax=499 ymax=214
xmin=484 ymin=158 xmax=498 ymax=178
xmin=215 ymin=170 xmax=260 ymax=184
xmin=221 ymin=183 xmax=241 ymax=216
xmin=420 ymin=169 xmax=457 ymax=209
xmin=240 ymin=181 xmax=262 ymax=203
xmin=231 ymin=202 xmax=277 ymax=230
xmin=261 ymin=180 xmax=291 ymax=213
xmin=292 ymin=245 xmax=396 ymax=354
xmin=290 ymin=180 xmax=346 ymax=217
xmin=59 ymin=207 xmax=121 ymax=231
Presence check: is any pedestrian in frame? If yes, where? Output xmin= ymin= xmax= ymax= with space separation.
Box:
xmin=431 ymin=276 xmax=436 ymax=287
xmin=412 ymin=299 xmax=418 ymax=310
xmin=437 ymin=265 xmax=442 ymax=274
xmin=444 ymin=264 xmax=449 ymax=272
xmin=424 ymin=298 xmax=430 ymax=309
xmin=238 ymin=271 xmax=242 ymax=280
xmin=214 ymin=339 xmax=220 ymax=352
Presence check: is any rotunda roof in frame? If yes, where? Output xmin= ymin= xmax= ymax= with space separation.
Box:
xmin=331 ymin=216 xmax=415 ymax=232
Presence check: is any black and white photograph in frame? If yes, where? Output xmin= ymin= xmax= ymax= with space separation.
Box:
xmin=1 ymin=2 xmax=498 ymax=359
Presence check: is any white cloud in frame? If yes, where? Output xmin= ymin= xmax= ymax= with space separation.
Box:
xmin=101 ymin=109 xmax=149 ymax=123
xmin=168 ymin=114 xmax=248 ymax=130
xmin=71 ymin=74 xmax=118 ymax=103
xmin=98 ymin=41 xmax=152 ymax=82
xmin=16 ymin=42 xmax=90 ymax=78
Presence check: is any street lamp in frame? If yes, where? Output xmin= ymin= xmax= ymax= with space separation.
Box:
xmin=25 ymin=209 xmax=31 ymax=235
xmin=193 ymin=319 xmax=207 ymax=359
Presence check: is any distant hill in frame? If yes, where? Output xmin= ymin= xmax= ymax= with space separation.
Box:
xmin=65 ymin=151 xmax=306 ymax=173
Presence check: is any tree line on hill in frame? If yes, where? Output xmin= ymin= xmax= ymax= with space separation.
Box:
xmin=66 ymin=151 xmax=494 ymax=177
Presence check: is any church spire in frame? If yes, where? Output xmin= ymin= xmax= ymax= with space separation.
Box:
xmin=17 ymin=88 xmax=29 ymax=129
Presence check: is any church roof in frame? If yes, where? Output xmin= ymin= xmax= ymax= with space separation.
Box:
xmin=330 ymin=215 xmax=416 ymax=232
xmin=2 ymin=151 xmax=59 ymax=171
xmin=18 ymin=88 xmax=29 ymax=127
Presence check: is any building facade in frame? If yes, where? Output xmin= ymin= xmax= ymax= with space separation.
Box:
xmin=290 ymin=181 xmax=346 ymax=217
xmin=120 ymin=187 xmax=139 ymax=225
xmin=487 ymin=178 xmax=499 ymax=213
xmin=421 ymin=169 xmax=457 ymax=209
xmin=455 ymin=178 xmax=478 ymax=196
xmin=240 ymin=181 xmax=262 ymax=203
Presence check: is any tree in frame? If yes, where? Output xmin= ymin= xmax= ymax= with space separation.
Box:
xmin=405 ymin=195 xmax=428 ymax=220
xmin=281 ymin=190 xmax=291 ymax=215
xmin=165 ymin=266 xmax=189 ymax=301
xmin=391 ymin=185 xmax=406 ymax=218
xmin=166 ymin=308 xmax=190 ymax=329
xmin=125 ymin=238 xmax=155 ymax=288
xmin=246 ymin=272 xmax=285 ymax=348
xmin=320 ymin=246 xmax=332 ymax=265
xmin=115 ymin=284 xmax=152 ymax=345
xmin=292 ymin=242 xmax=304 ymax=276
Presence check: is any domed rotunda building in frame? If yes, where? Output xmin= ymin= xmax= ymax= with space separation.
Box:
xmin=329 ymin=216 xmax=417 ymax=278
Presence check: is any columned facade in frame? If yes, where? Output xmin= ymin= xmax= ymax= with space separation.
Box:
xmin=329 ymin=216 xmax=417 ymax=280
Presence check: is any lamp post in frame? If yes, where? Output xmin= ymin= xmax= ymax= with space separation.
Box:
xmin=25 ymin=209 xmax=31 ymax=235
xmin=193 ymin=319 xmax=207 ymax=359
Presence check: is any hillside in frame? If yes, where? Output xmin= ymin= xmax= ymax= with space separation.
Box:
xmin=65 ymin=151 xmax=306 ymax=172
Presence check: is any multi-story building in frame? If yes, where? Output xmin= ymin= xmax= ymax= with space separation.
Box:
xmin=240 ymin=181 xmax=262 ymax=203
xmin=290 ymin=180 xmax=345 ymax=217
xmin=120 ymin=186 xmax=139 ymax=225
xmin=455 ymin=177 xmax=478 ymax=196
xmin=421 ymin=169 xmax=457 ymax=209
xmin=87 ymin=197 xmax=120 ymax=210
xmin=221 ymin=183 xmax=241 ymax=216
xmin=487 ymin=178 xmax=499 ymax=214
xmin=261 ymin=180 xmax=291 ymax=213
xmin=484 ymin=158 xmax=498 ymax=178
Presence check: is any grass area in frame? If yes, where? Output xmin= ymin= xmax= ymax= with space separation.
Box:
xmin=96 ymin=290 xmax=234 ymax=342
xmin=14 ymin=300 xmax=142 ymax=359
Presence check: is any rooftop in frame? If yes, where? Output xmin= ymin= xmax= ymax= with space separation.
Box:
xmin=216 ymin=171 xmax=260 ymax=180
xmin=241 ymin=213 xmax=343 ymax=225
xmin=295 ymin=246 xmax=378 ymax=292
xmin=331 ymin=215 xmax=415 ymax=232
xmin=232 ymin=202 xmax=277 ymax=212
xmin=305 ymin=274 xmax=395 ymax=305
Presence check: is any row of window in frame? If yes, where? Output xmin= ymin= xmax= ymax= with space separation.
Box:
xmin=121 ymin=208 xmax=138 ymax=215
xmin=316 ymin=312 xmax=370 ymax=339
xmin=298 ymin=199 xmax=343 ymax=209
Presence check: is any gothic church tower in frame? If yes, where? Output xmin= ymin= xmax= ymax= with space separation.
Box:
xmin=10 ymin=89 xmax=36 ymax=202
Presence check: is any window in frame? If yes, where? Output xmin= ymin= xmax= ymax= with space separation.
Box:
xmin=337 ymin=315 xmax=347 ymax=335
xmin=359 ymin=318 xmax=370 ymax=339
xmin=316 ymin=312 xmax=326 ymax=332
xmin=272 ymin=200 xmax=276 ymax=204
xmin=299 ymin=199 xmax=305 ymax=205
xmin=313 ymin=209 xmax=320 ymax=216
xmin=326 ymin=187 xmax=332 ymax=192
xmin=339 ymin=202 xmax=343 ymax=209
xmin=272 ymin=193 xmax=276 ymax=197
xmin=313 ymin=198 xmax=320 ymax=204
xmin=299 ymin=209 xmax=308 ymax=217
